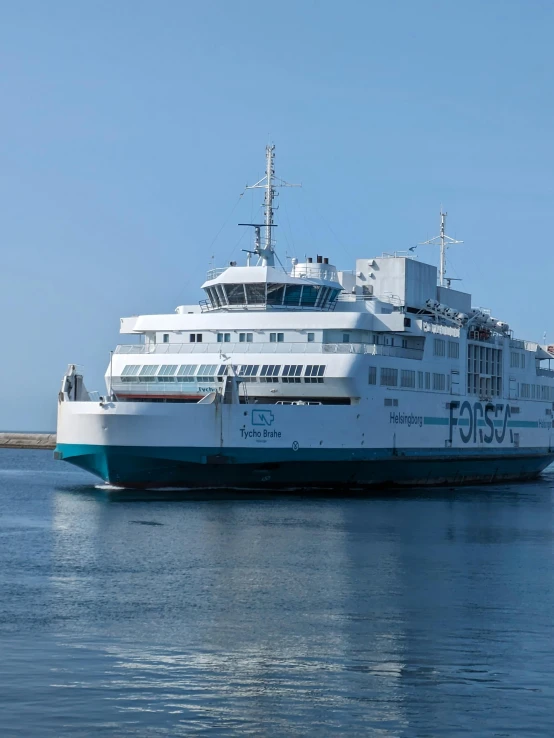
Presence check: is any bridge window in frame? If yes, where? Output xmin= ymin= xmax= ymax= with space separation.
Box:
xmin=239 ymin=332 xmax=253 ymax=342
xmin=245 ymin=283 xmax=266 ymax=304
xmin=197 ymin=365 xmax=217 ymax=383
xmin=217 ymin=333 xmax=231 ymax=343
xmin=189 ymin=333 xmax=203 ymax=343
xmin=368 ymin=366 xmax=377 ymax=385
xmin=157 ymin=365 xmax=178 ymax=381
xmin=283 ymin=284 xmax=302 ymax=306
xmin=270 ymin=332 xmax=284 ymax=343
xmin=267 ymin=283 xmax=285 ymax=305
xmin=307 ymin=332 xmax=315 ymax=342
xmin=260 ymin=365 xmax=280 ymax=383
xmin=282 ymin=365 xmax=302 ymax=383
xmin=305 ymin=365 xmax=325 ymax=383
xmin=121 ymin=365 xmax=140 ymax=382
xmin=162 ymin=334 xmax=169 ymax=343
xmin=177 ymin=365 xmax=197 ymax=381
xmin=300 ymin=285 xmax=320 ymax=306
xmin=138 ymin=365 xmax=159 ymax=382
xmin=225 ymin=284 xmax=246 ymax=305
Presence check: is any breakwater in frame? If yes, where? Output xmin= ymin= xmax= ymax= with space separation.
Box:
xmin=0 ymin=433 xmax=56 ymax=450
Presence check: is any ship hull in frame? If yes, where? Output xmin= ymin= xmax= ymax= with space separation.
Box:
xmin=55 ymin=442 xmax=554 ymax=490
xmin=56 ymin=398 xmax=554 ymax=490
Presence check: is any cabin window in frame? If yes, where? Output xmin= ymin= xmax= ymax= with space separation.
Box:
xmin=380 ymin=368 xmax=398 ymax=387
xmin=425 ymin=372 xmax=431 ymax=390
xmin=434 ymin=338 xmax=446 ymax=357
xmin=433 ymin=373 xmax=446 ymax=391
xmin=239 ymin=332 xmax=253 ymax=343
xmin=121 ymin=365 xmax=140 ymax=382
xmin=270 ymin=332 xmax=284 ymax=343
xmin=162 ymin=334 xmax=169 ymax=344
xmin=217 ymin=333 xmax=231 ymax=343
xmin=342 ymin=333 xmax=350 ymax=343
xmin=418 ymin=371 xmax=424 ymax=389
xmin=401 ymin=339 xmax=408 ymax=349
xmin=177 ymin=365 xmax=197 ymax=381
xmin=190 ymin=333 xmax=203 ymax=343
xmin=304 ymin=365 xmax=325 ymax=383
xmin=448 ymin=341 xmax=459 ymax=359
xmin=307 ymin=332 xmax=315 ymax=343
xmin=157 ymin=365 xmax=178 ymax=382
xmin=138 ymin=365 xmax=159 ymax=382
xmin=197 ymin=365 xmax=217 ymax=383
xmin=260 ymin=365 xmax=280 ymax=383
xmin=282 ymin=365 xmax=302 ymax=383
xmin=401 ymin=370 xmax=416 ymax=388
xmin=237 ymin=365 xmax=259 ymax=382
xmin=368 ymin=366 xmax=377 ymax=385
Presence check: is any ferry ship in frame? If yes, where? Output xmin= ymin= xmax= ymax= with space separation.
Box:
xmin=56 ymin=146 xmax=554 ymax=489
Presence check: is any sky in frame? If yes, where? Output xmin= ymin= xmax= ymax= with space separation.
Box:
xmin=1 ymin=0 xmax=554 ymax=430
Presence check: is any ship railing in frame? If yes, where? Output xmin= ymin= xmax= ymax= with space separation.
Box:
xmin=205 ymin=265 xmax=347 ymax=282
xmin=199 ymin=300 xmax=338 ymax=313
xmin=115 ymin=342 xmax=424 ymax=359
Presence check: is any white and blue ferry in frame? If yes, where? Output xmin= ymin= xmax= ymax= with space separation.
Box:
xmin=56 ymin=146 xmax=554 ymax=489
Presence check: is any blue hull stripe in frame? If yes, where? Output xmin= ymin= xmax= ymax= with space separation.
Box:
xmin=55 ymin=443 xmax=554 ymax=490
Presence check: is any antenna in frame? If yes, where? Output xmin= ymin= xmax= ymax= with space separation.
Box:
xmin=243 ymin=145 xmax=300 ymax=267
xmin=419 ymin=211 xmax=463 ymax=287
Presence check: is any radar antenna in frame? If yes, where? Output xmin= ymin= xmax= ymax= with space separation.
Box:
xmin=243 ymin=145 xmax=300 ymax=267
xmin=419 ymin=211 xmax=463 ymax=287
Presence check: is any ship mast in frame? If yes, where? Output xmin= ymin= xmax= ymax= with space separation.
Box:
xmin=419 ymin=210 xmax=463 ymax=287
xmin=244 ymin=145 xmax=300 ymax=267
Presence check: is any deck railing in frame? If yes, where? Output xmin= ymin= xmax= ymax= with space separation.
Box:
xmin=115 ymin=342 xmax=424 ymax=360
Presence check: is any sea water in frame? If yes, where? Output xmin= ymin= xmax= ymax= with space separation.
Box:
xmin=1 ymin=448 xmax=554 ymax=736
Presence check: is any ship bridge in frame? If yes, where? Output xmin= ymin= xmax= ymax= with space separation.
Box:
xmin=200 ymin=257 xmax=343 ymax=312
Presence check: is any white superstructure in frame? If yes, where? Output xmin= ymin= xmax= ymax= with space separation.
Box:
xmin=56 ymin=147 xmax=554 ymax=490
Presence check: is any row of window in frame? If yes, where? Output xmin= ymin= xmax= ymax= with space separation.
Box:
xmin=510 ymin=351 xmax=527 ymax=369
xmin=119 ymin=364 xmax=326 ymax=384
xmin=467 ymin=344 xmax=503 ymax=397
xmin=520 ymin=383 xmax=554 ymax=400
xmin=205 ymin=282 xmax=340 ymax=309
xmin=368 ymin=367 xmax=449 ymax=392
xmin=433 ymin=338 xmax=460 ymax=359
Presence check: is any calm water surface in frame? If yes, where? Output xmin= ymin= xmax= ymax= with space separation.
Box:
xmin=1 ymin=449 xmax=554 ymax=736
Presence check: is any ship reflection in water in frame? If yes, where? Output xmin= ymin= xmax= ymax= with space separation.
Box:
xmin=1 ymin=449 xmax=554 ymax=736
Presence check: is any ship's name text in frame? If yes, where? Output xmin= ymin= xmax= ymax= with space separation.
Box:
xmin=240 ymin=428 xmax=282 ymax=439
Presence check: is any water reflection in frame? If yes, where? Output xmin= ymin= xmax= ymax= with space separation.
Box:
xmin=3 ymin=449 xmax=554 ymax=735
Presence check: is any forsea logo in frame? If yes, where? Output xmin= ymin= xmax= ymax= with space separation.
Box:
xmin=252 ymin=409 xmax=275 ymax=426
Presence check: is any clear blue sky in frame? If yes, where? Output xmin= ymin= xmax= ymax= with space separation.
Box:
xmin=2 ymin=0 xmax=553 ymax=430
